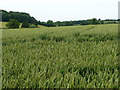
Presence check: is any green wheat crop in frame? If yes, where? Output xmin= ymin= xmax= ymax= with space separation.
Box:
xmin=2 ymin=24 xmax=119 ymax=88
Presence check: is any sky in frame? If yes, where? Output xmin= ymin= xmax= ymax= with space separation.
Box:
xmin=1 ymin=0 xmax=119 ymax=22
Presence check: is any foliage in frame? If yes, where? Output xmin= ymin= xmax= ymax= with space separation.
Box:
xmin=38 ymin=18 xmax=117 ymax=27
xmin=21 ymin=21 xmax=29 ymax=28
xmin=1 ymin=10 xmax=37 ymax=24
xmin=1 ymin=10 xmax=118 ymax=28
xmin=91 ymin=18 xmax=98 ymax=24
xmin=6 ymin=19 xmax=20 ymax=29
xmin=29 ymin=24 xmax=38 ymax=28
xmin=46 ymin=20 xmax=54 ymax=27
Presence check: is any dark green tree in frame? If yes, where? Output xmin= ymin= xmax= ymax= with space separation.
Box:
xmin=6 ymin=19 xmax=20 ymax=29
xmin=1 ymin=10 xmax=38 ymax=24
xmin=55 ymin=21 xmax=61 ymax=26
xmin=1 ymin=10 xmax=9 ymax=21
xmin=91 ymin=18 xmax=98 ymax=25
xmin=29 ymin=24 xmax=38 ymax=28
xmin=47 ymin=20 xmax=54 ymax=27
xmin=21 ymin=21 xmax=29 ymax=28
xmin=101 ymin=21 xmax=104 ymax=24
xmin=98 ymin=18 xmax=101 ymax=24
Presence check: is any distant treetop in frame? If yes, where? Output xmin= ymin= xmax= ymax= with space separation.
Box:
xmin=0 ymin=10 xmax=38 ymax=24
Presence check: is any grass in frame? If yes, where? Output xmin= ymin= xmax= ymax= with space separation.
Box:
xmin=38 ymin=25 xmax=47 ymax=28
xmin=2 ymin=24 xmax=119 ymax=88
xmin=0 ymin=22 xmax=8 ymax=29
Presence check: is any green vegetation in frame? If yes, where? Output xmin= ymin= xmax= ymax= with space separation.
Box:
xmin=1 ymin=10 xmax=37 ymax=24
xmin=6 ymin=19 xmax=38 ymax=29
xmin=1 ymin=10 xmax=119 ymax=28
xmin=46 ymin=20 xmax=54 ymax=27
xmin=39 ymin=18 xmax=104 ymax=27
xmin=38 ymin=19 xmax=119 ymax=27
xmin=21 ymin=21 xmax=29 ymax=28
xmin=6 ymin=19 xmax=20 ymax=29
xmin=29 ymin=24 xmax=38 ymax=28
xmin=2 ymin=24 xmax=119 ymax=88
xmin=0 ymin=22 xmax=45 ymax=29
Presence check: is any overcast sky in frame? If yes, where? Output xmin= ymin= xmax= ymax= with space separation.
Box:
xmin=1 ymin=0 xmax=119 ymax=21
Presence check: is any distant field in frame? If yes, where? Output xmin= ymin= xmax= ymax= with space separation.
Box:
xmin=2 ymin=24 xmax=119 ymax=88
xmin=104 ymin=21 xmax=119 ymax=24
xmin=0 ymin=22 xmax=7 ymax=28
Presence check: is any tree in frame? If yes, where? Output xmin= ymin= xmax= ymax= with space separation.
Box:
xmin=91 ymin=18 xmax=98 ymax=25
xmin=21 ymin=21 xmax=29 ymax=28
xmin=55 ymin=21 xmax=61 ymax=26
xmin=1 ymin=10 xmax=9 ymax=22
xmin=101 ymin=21 xmax=104 ymax=24
xmin=64 ymin=21 xmax=74 ymax=26
xmin=47 ymin=20 xmax=54 ymax=27
xmin=29 ymin=24 xmax=38 ymax=28
xmin=6 ymin=19 xmax=20 ymax=29
xmin=1 ymin=10 xmax=38 ymax=24
xmin=98 ymin=18 xmax=101 ymax=24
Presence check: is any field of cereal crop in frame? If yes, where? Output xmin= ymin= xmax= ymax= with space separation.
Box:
xmin=2 ymin=24 xmax=119 ymax=88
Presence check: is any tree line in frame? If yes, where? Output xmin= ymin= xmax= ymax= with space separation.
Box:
xmin=0 ymin=10 xmax=119 ymax=28
xmin=1 ymin=10 xmax=38 ymax=28
xmin=38 ymin=18 xmax=119 ymax=27
xmin=38 ymin=18 xmax=104 ymax=27
xmin=1 ymin=10 xmax=37 ymax=24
